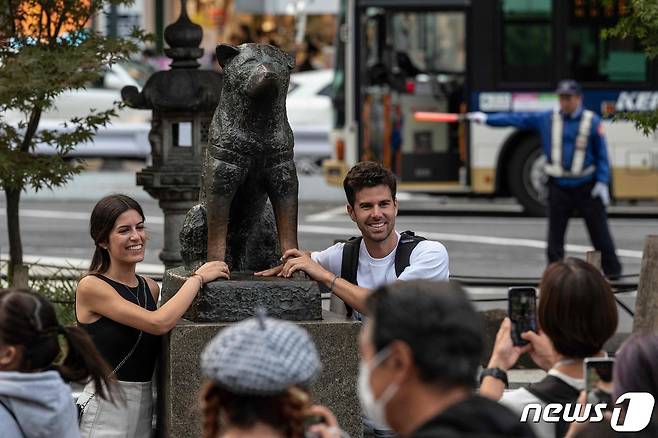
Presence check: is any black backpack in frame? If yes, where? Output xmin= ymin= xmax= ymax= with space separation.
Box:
xmin=525 ymin=375 xmax=581 ymax=438
xmin=340 ymin=230 xmax=426 ymax=317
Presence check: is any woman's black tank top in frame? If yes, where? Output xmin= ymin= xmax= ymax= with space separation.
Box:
xmin=79 ymin=274 xmax=161 ymax=382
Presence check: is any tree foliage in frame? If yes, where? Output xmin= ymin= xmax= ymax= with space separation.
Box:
xmin=0 ymin=0 xmax=147 ymax=284
xmin=604 ymin=0 xmax=658 ymax=134
xmin=0 ymin=0 xmax=146 ymax=192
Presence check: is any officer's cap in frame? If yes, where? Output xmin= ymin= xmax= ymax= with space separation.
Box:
xmin=200 ymin=312 xmax=322 ymax=395
xmin=556 ymin=79 xmax=582 ymax=95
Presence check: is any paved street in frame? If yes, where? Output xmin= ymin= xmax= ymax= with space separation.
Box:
xmin=0 ymin=170 xmax=653 ymax=278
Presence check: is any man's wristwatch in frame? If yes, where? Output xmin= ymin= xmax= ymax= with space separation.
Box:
xmin=480 ymin=367 xmax=509 ymax=388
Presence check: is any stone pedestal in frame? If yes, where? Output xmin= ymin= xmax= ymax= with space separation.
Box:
xmin=162 ymin=267 xmax=322 ymax=322
xmin=157 ymin=311 xmax=361 ymax=438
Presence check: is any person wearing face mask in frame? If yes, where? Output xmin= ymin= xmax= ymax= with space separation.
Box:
xmin=466 ymin=79 xmax=621 ymax=279
xmin=358 ymin=280 xmax=536 ymax=438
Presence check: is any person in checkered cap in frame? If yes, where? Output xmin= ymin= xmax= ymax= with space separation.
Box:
xmin=199 ymin=311 xmax=344 ymax=438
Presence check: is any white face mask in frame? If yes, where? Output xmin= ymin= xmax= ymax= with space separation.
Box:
xmin=357 ymin=346 xmax=400 ymax=428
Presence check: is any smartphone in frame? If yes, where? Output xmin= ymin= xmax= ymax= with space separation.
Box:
xmin=508 ymin=287 xmax=537 ymax=346
xmin=584 ymin=357 xmax=614 ymax=406
xmin=303 ymin=414 xmax=327 ymax=438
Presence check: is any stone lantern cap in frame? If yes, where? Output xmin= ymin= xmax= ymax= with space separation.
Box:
xmin=121 ymin=0 xmax=222 ymax=113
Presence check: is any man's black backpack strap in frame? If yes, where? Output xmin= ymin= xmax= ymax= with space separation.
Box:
xmin=525 ymin=375 xmax=581 ymax=438
xmin=339 ymin=231 xmax=425 ymax=318
xmin=340 ymin=236 xmax=362 ymax=318
xmin=394 ymin=230 xmax=426 ymax=276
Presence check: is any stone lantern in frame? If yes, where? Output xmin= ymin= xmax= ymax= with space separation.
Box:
xmin=121 ymin=0 xmax=222 ymax=269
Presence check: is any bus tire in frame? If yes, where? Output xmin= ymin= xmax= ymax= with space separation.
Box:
xmin=507 ymin=136 xmax=547 ymax=217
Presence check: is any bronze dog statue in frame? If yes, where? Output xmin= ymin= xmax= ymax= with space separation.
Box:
xmin=180 ymin=43 xmax=299 ymax=272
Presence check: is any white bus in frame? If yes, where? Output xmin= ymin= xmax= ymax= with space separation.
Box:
xmin=323 ymin=0 xmax=658 ymax=215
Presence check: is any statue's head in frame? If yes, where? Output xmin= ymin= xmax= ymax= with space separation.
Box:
xmin=216 ymin=43 xmax=295 ymax=100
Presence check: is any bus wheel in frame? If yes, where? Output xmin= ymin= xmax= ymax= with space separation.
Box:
xmin=507 ymin=137 xmax=547 ymax=217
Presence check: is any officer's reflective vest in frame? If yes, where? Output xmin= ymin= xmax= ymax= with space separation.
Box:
xmin=544 ymin=110 xmax=595 ymax=178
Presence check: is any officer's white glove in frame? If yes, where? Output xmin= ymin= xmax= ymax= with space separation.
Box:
xmin=465 ymin=111 xmax=487 ymax=124
xmin=591 ymin=181 xmax=610 ymax=206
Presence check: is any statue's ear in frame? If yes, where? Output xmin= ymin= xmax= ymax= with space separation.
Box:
xmin=216 ymin=44 xmax=240 ymax=68
xmin=286 ymin=52 xmax=296 ymax=71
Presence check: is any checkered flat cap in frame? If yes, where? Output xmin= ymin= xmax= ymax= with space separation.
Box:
xmin=200 ymin=316 xmax=322 ymax=395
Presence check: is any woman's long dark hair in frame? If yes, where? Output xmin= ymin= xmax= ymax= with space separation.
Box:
xmin=88 ymin=194 xmax=145 ymax=274
xmin=0 ymin=289 xmax=116 ymax=401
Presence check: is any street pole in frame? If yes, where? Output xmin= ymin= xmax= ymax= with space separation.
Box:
xmin=633 ymin=235 xmax=658 ymax=333
xmin=108 ymin=4 xmax=118 ymax=37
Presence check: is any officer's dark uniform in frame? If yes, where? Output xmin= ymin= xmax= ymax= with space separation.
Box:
xmin=485 ymin=84 xmax=622 ymax=277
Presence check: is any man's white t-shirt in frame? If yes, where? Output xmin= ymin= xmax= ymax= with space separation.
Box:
xmin=311 ymin=230 xmax=450 ymax=295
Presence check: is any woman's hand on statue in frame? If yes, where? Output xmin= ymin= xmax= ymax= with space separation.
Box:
xmin=195 ymin=261 xmax=230 ymax=282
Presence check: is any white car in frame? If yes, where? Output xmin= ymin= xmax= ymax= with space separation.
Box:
xmin=6 ymin=65 xmax=334 ymax=163
xmin=286 ymin=69 xmax=334 ymax=174
xmin=5 ymin=61 xmax=152 ymax=158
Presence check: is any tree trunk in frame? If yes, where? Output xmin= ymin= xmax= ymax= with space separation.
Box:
xmin=5 ymin=187 xmax=27 ymax=288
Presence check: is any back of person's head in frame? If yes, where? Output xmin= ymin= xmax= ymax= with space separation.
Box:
xmin=614 ymin=332 xmax=658 ymax=400
xmin=343 ymin=161 xmax=397 ymax=207
xmin=199 ymin=315 xmax=322 ymax=438
xmin=538 ymin=258 xmax=618 ymax=358
xmin=612 ymin=332 xmax=658 ymax=436
xmin=0 ymin=289 xmax=114 ymax=400
xmin=366 ymin=280 xmax=484 ymax=389
xmin=88 ymin=194 xmax=145 ymax=274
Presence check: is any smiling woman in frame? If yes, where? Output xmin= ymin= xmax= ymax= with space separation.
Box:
xmin=75 ymin=194 xmax=229 ymax=438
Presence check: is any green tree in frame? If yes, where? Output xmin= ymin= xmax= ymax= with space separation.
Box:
xmin=605 ymin=0 xmax=658 ymax=134
xmin=0 ymin=0 xmax=145 ymax=286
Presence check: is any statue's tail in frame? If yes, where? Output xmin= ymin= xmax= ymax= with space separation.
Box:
xmin=180 ymin=204 xmax=207 ymax=273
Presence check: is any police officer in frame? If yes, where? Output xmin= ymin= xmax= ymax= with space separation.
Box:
xmin=467 ymin=79 xmax=622 ymax=278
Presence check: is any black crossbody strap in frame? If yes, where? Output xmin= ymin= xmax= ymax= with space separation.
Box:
xmin=0 ymin=398 xmax=25 ymax=437
xmin=78 ymin=276 xmax=145 ymax=420
xmin=112 ymin=275 xmax=145 ymax=374
xmin=525 ymin=375 xmax=581 ymax=438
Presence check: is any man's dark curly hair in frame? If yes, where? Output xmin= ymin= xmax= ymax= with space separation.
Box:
xmin=343 ymin=161 xmax=397 ymax=207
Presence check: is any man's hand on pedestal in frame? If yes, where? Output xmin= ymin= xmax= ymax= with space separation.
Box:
xmin=254 ymin=264 xmax=284 ymax=277
xmin=277 ymin=248 xmax=333 ymax=283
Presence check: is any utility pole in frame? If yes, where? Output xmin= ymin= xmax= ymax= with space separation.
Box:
xmin=108 ymin=4 xmax=119 ymax=37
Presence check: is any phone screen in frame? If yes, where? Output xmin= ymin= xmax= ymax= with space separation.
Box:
xmin=585 ymin=358 xmax=614 ymax=405
xmin=508 ymin=287 xmax=537 ymax=346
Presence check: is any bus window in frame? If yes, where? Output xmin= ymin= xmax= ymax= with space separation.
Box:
xmin=391 ymin=13 xmax=465 ymax=75
xmin=501 ymin=0 xmax=553 ymax=83
xmin=359 ymin=8 xmax=466 ymax=181
xmin=566 ymin=0 xmax=646 ymax=83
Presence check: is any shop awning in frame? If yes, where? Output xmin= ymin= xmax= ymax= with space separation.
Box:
xmin=235 ymin=0 xmax=339 ymax=14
